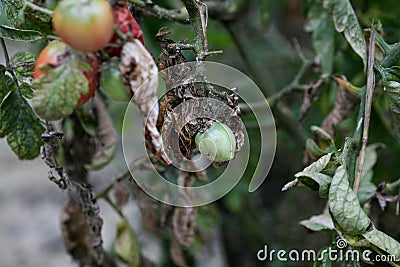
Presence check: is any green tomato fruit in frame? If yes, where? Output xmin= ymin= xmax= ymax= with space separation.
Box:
xmin=100 ymin=67 xmax=132 ymax=101
xmin=195 ymin=122 xmax=236 ymax=162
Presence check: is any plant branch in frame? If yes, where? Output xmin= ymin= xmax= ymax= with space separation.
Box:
xmin=181 ymin=0 xmax=208 ymax=60
xmin=225 ymin=22 xmax=306 ymax=144
xmin=128 ymin=0 xmax=189 ymax=22
xmin=96 ymin=156 xmax=148 ymax=199
xmin=0 ymin=38 xmax=10 ymax=68
xmin=24 ymin=1 xmax=53 ymax=16
xmin=353 ymin=21 xmax=376 ymax=194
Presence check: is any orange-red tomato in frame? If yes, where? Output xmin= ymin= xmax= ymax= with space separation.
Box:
xmin=52 ymin=0 xmax=114 ymax=52
xmin=34 ymin=41 xmax=99 ymax=106
xmin=106 ymin=5 xmax=144 ymax=57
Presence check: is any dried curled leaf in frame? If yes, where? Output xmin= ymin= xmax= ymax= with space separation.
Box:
xmin=321 ymin=77 xmax=360 ymax=137
xmin=84 ymin=95 xmax=117 ymax=170
xmin=120 ymin=39 xmax=171 ymax=164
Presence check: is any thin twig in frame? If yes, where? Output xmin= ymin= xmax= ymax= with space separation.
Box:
xmin=353 ymin=20 xmax=376 ymax=194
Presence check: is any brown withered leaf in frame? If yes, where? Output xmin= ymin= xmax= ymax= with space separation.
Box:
xmin=299 ymin=74 xmax=328 ymax=122
xmin=321 ymin=76 xmax=360 ymax=137
xmin=133 ymin=182 xmax=160 ymax=233
xmin=170 ymin=171 xmax=197 ymax=247
xmin=85 ymin=95 xmax=117 ymax=170
xmin=170 ymin=236 xmax=188 ymax=267
xmin=113 ymin=181 xmax=130 ymax=212
xmin=120 ymin=39 xmax=171 ymax=165
xmin=61 ymin=201 xmax=115 ymax=267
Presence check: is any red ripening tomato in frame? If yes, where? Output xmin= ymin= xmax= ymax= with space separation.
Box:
xmin=52 ymin=0 xmax=114 ymax=52
xmin=34 ymin=41 xmax=99 ymax=106
xmin=106 ymin=5 xmax=144 ymax=57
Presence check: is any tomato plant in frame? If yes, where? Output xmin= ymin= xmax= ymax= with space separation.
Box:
xmin=34 ymin=41 xmax=99 ymax=106
xmin=52 ymin=0 xmax=114 ymax=52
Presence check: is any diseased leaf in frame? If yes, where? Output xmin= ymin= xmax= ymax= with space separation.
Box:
xmin=314 ymin=246 xmax=332 ymax=267
xmin=357 ymin=181 xmax=376 ymax=205
xmin=300 ymin=214 xmax=334 ymax=232
xmin=121 ymin=39 xmax=171 ymax=164
xmin=363 ymin=226 xmax=400 ymax=261
xmin=0 ymin=25 xmax=44 ymax=42
xmin=115 ymin=219 xmax=140 ymax=267
xmin=84 ymin=95 xmax=116 ymax=170
xmin=296 ymin=171 xmax=332 ymax=197
xmin=4 ymin=0 xmax=52 ymax=34
xmin=328 ymin=166 xmax=371 ymax=235
xmin=304 ymin=153 xmax=333 ymax=173
xmin=357 ymin=145 xmax=381 ymax=204
xmin=323 ymin=0 xmax=367 ymax=68
xmin=32 ymin=50 xmax=89 ymax=121
xmin=0 ymin=91 xmax=44 ymax=159
xmin=19 ymin=82 xmax=34 ymax=99
xmin=305 ymin=2 xmax=335 ymax=74
xmin=379 ymin=66 xmax=400 ymax=140
xmin=282 ymin=153 xmax=333 ymax=192
xmin=11 ymin=51 xmax=36 ymax=79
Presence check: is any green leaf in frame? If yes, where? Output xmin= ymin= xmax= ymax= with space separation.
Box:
xmin=0 ymin=91 xmax=45 ymax=159
xmin=328 ymin=166 xmax=371 ymax=235
xmin=11 ymin=51 xmax=36 ymax=78
xmin=314 ymin=246 xmax=332 ymax=267
xmin=0 ymin=3 xmax=3 ymax=17
xmin=357 ymin=145 xmax=381 ymax=204
xmin=19 ymin=82 xmax=34 ymax=99
xmin=115 ymin=219 xmax=140 ymax=267
xmin=258 ymin=0 xmax=271 ymax=30
xmin=363 ymin=226 xmax=400 ymax=261
xmin=0 ymin=25 xmax=44 ymax=42
xmin=306 ymin=1 xmax=335 ymax=74
xmin=304 ymin=153 xmax=333 ymax=173
xmin=306 ymin=138 xmax=328 ymax=159
xmin=300 ymin=214 xmax=334 ymax=232
xmin=282 ymin=153 xmax=333 ymax=192
xmin=296 ymin=171 xmax=332 ymax=197
xmin=379 ymin=66 xmax=400 ymax=140
xmin=4 ymin=0 xmax=52 ymax=34
xmin=32 ymin=52 xmax=90 ymax=121
xmin=357 ymin=181 xmax=376 ymax=205
xmin=323 ymin=0 xmax=367 ymax=68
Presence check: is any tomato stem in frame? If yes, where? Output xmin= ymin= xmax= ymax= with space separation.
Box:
xmin=23 ymin=1 xmax=54 ymax=16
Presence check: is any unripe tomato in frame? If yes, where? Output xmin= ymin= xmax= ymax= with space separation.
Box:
xmin=106 ymin=5 xmax=144 ymax=57
xmin=52 ymin=0 xmax=114 ymax=52
xmin=195 ymin=122 xmax=236 ymax=162
xmin=100 ymin=67 xmax=131 ymax=101
xmin=34 ymin=41 xmax=99 ymax=106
